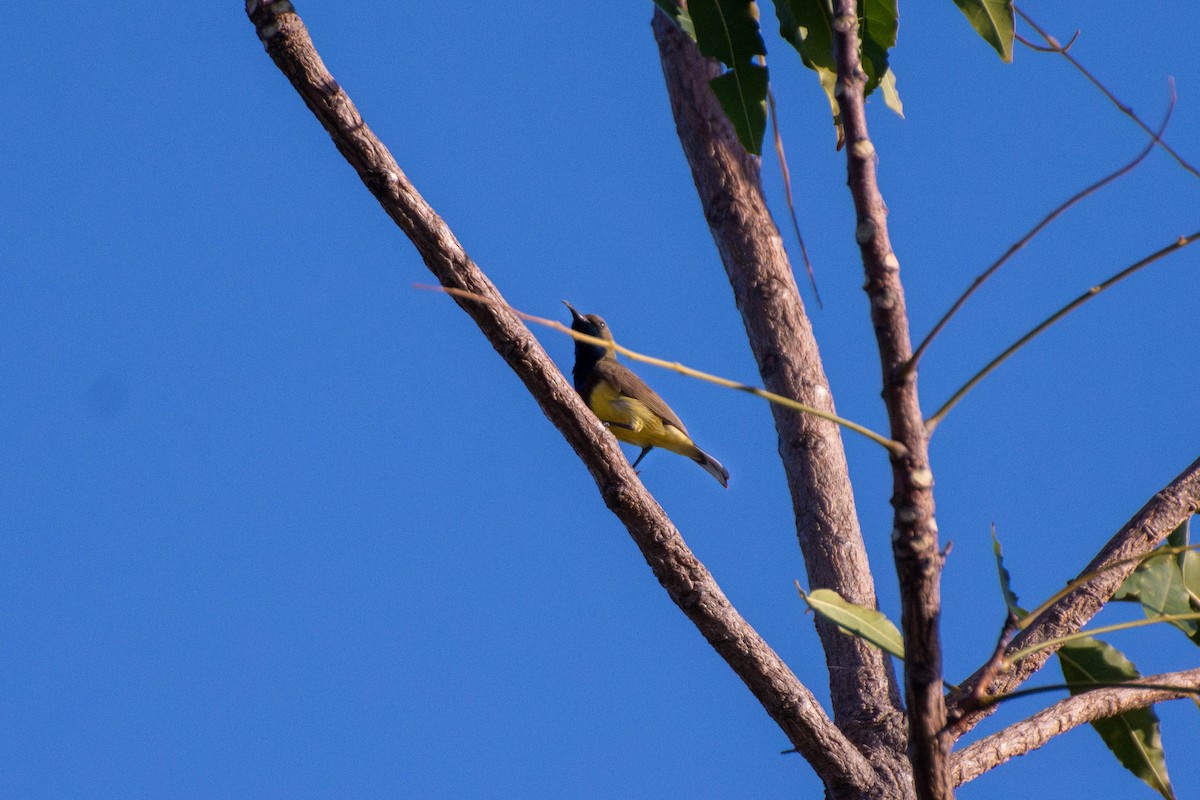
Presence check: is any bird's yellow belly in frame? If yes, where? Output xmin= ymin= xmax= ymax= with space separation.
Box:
xmin=588 ymin=381 xmax=697 ymax=456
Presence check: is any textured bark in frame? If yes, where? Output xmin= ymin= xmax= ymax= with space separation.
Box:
xmin=952 ymin=668 xmax=1200 ymax=786
xmin=651 ymin=12 xmax=910 ymax=796
xmin=245 ymin=0 xmax=877 ymax=793
xmin=948 ymin=455 xmax=1200 ymax=736
xmin=828 ymin=4 xmax=950 ymax=799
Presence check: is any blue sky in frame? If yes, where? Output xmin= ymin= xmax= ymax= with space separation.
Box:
xmin=3 ymin=3 xmax=1197 ymax=798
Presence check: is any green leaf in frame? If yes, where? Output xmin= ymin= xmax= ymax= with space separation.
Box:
xmin=991 ymin=527 xmax=1027 ymax=618
xmin=1182 ymin=549 xmax=1200 ymax=607
xmin=1120 ymin=555 xmax=1197 ymax=632
xmin=652 ymin=0 xmax=696 ymax=40
xmin=709 ymin=65 xmax=769 ymax=155
xmin=689 ymin=0 xmax=769 ymax=154
xmin=775 ymin=0 xmax=901 ymax=145
xmin=1058 ymin=638 xmax=1174 ymax=800
xmin=690 ymin=0 xmax=767 ymax=66
xmin=1169 ymin=519 xmax=1200 ymax=643
xmin=1165 ymin=518 xmax=1189 ymax=550
xmin=1116 ymin=539 xmax=1200 ymax=642
xmin=878 ymin=67 xmax=903 ymax=118
xmin=859 ymin=0 xmax=897 ymax=96
xmin=951 ymin=0 xmax=1014 ymax=62
xmin=775 ymin=0 xmax=835 ymax=75
xmin=775 ymin=0 xmax=840 ymax=142
xmin=801 ymin=587 xmax=904 ymax=658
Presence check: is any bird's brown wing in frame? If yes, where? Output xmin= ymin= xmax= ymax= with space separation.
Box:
xmin=593 ymin=360 xmax=689 ymax=435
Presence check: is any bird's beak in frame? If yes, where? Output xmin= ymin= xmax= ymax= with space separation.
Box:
xmin=563 ymin=301 xmax=584 ymax=323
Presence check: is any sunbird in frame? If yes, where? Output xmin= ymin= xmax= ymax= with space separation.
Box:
xmin=565 ymin=302 xmax=729 ymax=488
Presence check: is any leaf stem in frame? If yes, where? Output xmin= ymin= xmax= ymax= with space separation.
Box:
xmin=1006 ymin=612 xmax=1200 ymax=666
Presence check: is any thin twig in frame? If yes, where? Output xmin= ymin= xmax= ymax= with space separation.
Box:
xmin=926 ymin=230 xmax=1200 ymax=432
xmin=767 ymin=88 xmax=822 ymax=308
xmin=981 ymin=680 xmax=1200 ymax=707
xmin=1014 ymin=29 xmax=1078 ymax=54
xmin=907 ymin=94 xmax=1174 ymax=374
xmin=1005 ymin=612 xmax=1200 ymax=667
xmin=420 ymin=285 xmax=904 ymax=455
xmin=1015 ymin=5 xmax=1200 ymax=180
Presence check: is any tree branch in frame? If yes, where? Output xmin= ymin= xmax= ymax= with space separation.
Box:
xmin=244 ymin=0 xmax=876 ymax=792
xmin=948 ymin=455 xmax=1200 ymax=736
xmin=951 ymin=668 xmax=1200 ymax=786
xmin=652 ymin=12 xmax=909 ymax=790
xmin=828 ymin=4 xmax=949 ymax=798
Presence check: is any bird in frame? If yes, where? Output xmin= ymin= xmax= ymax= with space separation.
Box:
xmin=564 ymin=302 xmax=729 ymax=488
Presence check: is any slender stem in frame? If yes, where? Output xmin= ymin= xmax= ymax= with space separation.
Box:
xmin=1015 ymin=5 xmax=1200 ymax=180
xmin=1014 ymin=30 xmax=1079 ymax=54
xmin=1006 ymin=613 xmax=1200 ymax=666
xmin=907 ymin=96 xmax=1173 ymax=373
xmin=985 ymin=680 xmax=1200 ymax=707
xmin=943 ymin=614 xmax=1017 ymax=737
xmin=767 ymin=87 xmax=822 ymax=308
xmin=926 ymin=231 xmax=1200 ymax=432
xmin=426 ymin=286 xmax=905 ymax=455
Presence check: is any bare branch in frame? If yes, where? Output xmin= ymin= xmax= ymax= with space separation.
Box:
xmin=1014 ymin=5 xmax=1200 ymax=180
xmin=828 ymin=3 xmax=948 ymax=798
xmin=952 ymin=668 xmax=1200 ymax=786
xmin=926 ymin=230 xmax=1200 ymax=432
xmin=244 ymin=0 xmax=876 ymax=791
xmin=948 ymin=456 xmax=1200 ymax=737
xmin=908 ymin=94 xmax=1174 ymax=374
xmin=652 ymin=13 xmax=911 ymax=790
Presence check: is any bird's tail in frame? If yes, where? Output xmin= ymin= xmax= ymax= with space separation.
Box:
xmin=693 ymin=449 xmax=729 ymax=488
